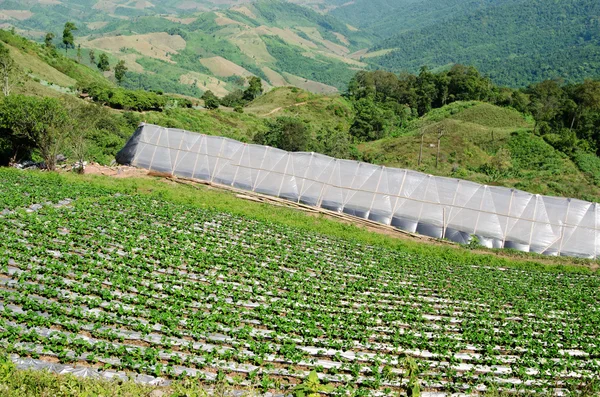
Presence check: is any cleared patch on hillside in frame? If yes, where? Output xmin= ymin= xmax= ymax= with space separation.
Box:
xmin=346 ymin=24 xmax=359 ymax=32
xmin=348 ymin=48 xmax=368 ymax=60
xmin=6 ymin=44 xmax=76 ymax=88
xmin=296 ymin=26 xmax=348 ymax=55
xmin=93 ymin=0 xmax=118 ymax=13
xmin=245 ymin=86 xmax=318 ymax=114
xmin=316 ymin=50 xmax=367 ymax=67
xmin=230 ymin=29 xmax=276 ymax=64
xmin=0 ymin=10 xmax=34 ymax=21
xmin=180 ymin=71 xmax=230 ymax=97
xmin=261 ymin=67 xmax=287 ymax=86
xmin=333 ymin=32 xmax=350 ymax=46
xmin=450 ymin=103 xmax=532 ymax=128
xmin=199 ymin=56 xmax=254 ymax=78
xmin=84 ymin=33 xmax=186 ymax=63
xmin=163 ymin=16 xmax=197 ymax=24
xmin=255 ymin=26 xmax=317 ymax=49
xmin=129 ymin=0 xmax=154 ymax=9
xmin=282 ymin=72 xmax=337 ymax=94
xmin=360 ymin=48 xmax=398 ymax=59
xmin=118 ymin=53 xmax=144 ymax=73
xmin=175 ymin=1 xmax=208 ymax=10
xmin=215 ymin=12 xmax=244 ymax=26
xmin=231 ymin=5 xmax=257 ymax=20
xmin=87 ymin=21 xmax=109 ymax=30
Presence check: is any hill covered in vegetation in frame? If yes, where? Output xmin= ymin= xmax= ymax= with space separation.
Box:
xmin=4 ymin=0 xmax=600 ymax=92
xmin=2 ymin=0 xmax=375 ymax=96
xmin=366 ymin=0 xmax=600 ymax=87
xmin=1 ymin=29 xmax=600 ymax=204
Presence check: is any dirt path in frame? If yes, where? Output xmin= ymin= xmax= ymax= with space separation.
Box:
xmin=264 ymin=101 xmax=308 ymax=116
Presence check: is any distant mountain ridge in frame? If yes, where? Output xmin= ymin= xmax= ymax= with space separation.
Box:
xmin=365 ymin=0 xmax=600 ymax=86
xmin=1 ymin=0 xmax=599 ymax=91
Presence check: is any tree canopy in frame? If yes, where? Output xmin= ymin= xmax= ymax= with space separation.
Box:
xmin=62 ymin=22 xmax=77 ymax=55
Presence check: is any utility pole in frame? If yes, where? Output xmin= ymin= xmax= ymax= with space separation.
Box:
xmin=418 ymin=128 xmax=425 ymax=166
xmin=436 ymin=126 xmax=445 ymax=169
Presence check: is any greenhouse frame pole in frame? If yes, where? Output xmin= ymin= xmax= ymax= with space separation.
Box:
xmin=444 ymin=180 xmax=461 ymax=240
xmin=416 ymin=176 xmax=433 ymax=227
xmin=558 ymin=199 xmax=571 ymax=257
xmin=528 ymin=195 xmax=540 ymax=247
xmin=190 ymin=135 xmax=204 ymax=179
xmin=210 ymin=138 xmax=226 ymax=183
xmin=317 ymin=159 xmax=338 ymax=209
xmin=298 ymin=153 xmax=314 ymax=203
xmin=502 ymin=190 xmax=515 ymax=248
xmin=344 ymin=162 xmax=360 ymax=209
xmin=472 ymin=185 xmax=487 ymax=237
xmin=391 ymin=171 xmax=409 ymax=220
xmin=171 ymin=131 xmax=184 ymax=176
xmin=277 ymin=154 xmax=292 ymax=197
xmin=253 ymin=146 xmax=270 ymax=192
xmin=367 ymin=166 xmax=385 ymax=218
xmin=231 ymin=144 xmax=246 ymax=187
xmin=595 ymin=203 xmax=598 ymax=259
xmin=148 ymin=126 xmax=164 ymax=171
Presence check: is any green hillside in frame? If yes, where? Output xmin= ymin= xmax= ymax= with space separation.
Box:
xmin=2 ymin=29 xmax=600 ymax=204
xmin=5 ymin=0 xmax=600 ymax=90
xmin=3 ymin=0 xmax=374 ymax=95
xmin=368 ymin=0 xmax=600 ymax=87
xmin=330 ymin=0 xmax=501 ymax=38
xmin=359 ymin=101 xmax=600 ymax=201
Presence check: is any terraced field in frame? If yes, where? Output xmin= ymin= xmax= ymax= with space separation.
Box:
xmin=1 ymin=170 xmax=599 ymax=395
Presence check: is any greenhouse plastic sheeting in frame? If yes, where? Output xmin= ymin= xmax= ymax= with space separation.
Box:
xmin=116 ymin=123 xmax=600 ymax=259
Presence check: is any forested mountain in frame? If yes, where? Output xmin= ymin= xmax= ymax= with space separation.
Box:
xmin=330 ymin=0 xmax=507 ymax=38
xmin=2 ymin=0 xmax=600 ymax=90
xmin=368 ymin=0 xmax=600 ymax=86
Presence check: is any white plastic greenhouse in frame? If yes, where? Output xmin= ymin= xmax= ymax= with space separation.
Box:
xmin=116 ymin=123 xmax=599 ymax=258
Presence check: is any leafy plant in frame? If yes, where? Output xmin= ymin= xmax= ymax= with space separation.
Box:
xmin=292 ymin=371 xmax=334 ymax=397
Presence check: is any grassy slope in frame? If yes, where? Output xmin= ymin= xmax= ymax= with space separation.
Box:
xmin=245 ymin=86 xmax=353 ymax=129
xmin=359 ymin=101 xmax=600 ymax=202
xmin=5 ymin=29 xmax=600 ymax=203
xmin=0 ymin=29 xmax=110 ymax=92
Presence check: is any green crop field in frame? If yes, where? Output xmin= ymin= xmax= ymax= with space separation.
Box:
xmin=1 ymin=169 xmax=599 ymax=396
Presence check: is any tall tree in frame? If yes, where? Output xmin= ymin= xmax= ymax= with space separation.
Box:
xmin=62 ymin=22 xmax=77 ymax=55
xmin=570 ymin=80 xmax=600 ymax=130
xmin=0 ymin=95 xmax=69 ymax=169
xmin=527 ymin=80 xmax=565 ymax=134
xmin=243 ymin=76 xmax=263 ymax=101
xmin=114 ymin=60 xmax=128 ymax=85
xmin=201 ymin=90 xmax=219 ymax=110
xmin=44 ymin=33 xmax=55 ymax=49
xmin=0 ymin=44 xmax=17 ymax=97
xmin=415 ymin=66 xmax=437 ymax=115
xmin=88 ymin=49 xmax=96 ymax=65
xmin=97 ymin=53 xmax=110 ymax=72
xmin=76 ymin=44 xmax=82 ymax=63
xmin=254 ymin=117 xmax=311 ymax=152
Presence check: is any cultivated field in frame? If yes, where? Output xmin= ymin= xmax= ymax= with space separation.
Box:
xmin=1 ymin=170 xmax=599 ymax=395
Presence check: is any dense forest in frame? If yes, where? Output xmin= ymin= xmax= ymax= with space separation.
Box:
xmin=370 ymin=0 xmax=600 ymax=87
